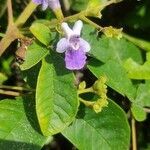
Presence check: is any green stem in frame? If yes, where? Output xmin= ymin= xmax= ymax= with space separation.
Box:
xmin=123 ymin=33 xmax=150 ymax=51
xmin=78 ymin=87 xmax=94 ymax=95
xmin=15 ymin=1 xmax=37 ymax=27
xmin=81 ymin=16 xmax=103 ymax=31
xmin=79 ymin=98 xmax=94 ymax=107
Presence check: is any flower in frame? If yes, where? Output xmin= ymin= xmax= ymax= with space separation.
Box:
xmin=56 ymin=20 xmax=91 ymax=70
xmin=32 ymin=0 xmax=61 ymax=11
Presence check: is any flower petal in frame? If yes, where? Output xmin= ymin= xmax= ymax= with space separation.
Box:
xmin=73 ymin=20 xmax=83 ymax=36
xmin=42 ymin=0 xmax=48 ymax=10
xmin=56 ymin=38 xmax=69 ymax=53
xmin=79 ymin=38 xmax=91 ymax=52
xmin=61 ymin=22 xmax=74 ymax=38
xmin=65 ymin=48 xmax=87 ymax=70
xmin=32 ymin=0 xmax=43 ymax=4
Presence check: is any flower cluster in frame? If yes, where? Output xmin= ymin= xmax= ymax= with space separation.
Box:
xmin=56 ymin=20 xmax=91 ymax=70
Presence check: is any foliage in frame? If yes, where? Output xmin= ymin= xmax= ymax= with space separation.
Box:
xmin=0 ymin=0 xmax=150 ymax=149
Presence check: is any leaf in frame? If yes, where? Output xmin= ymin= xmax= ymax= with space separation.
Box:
xmin=131 ymin=81 xmax=150 ymax=121
xmin=124 ymin=58 xmax=150 ymax=80
xmin=30 ymin=23 xmax=51 ymax=46
xmin=131 ymin=104 xmax=146 ymax=122
xmin=20 ymin=41 xmax=48 ymax=70
xmin=82 ymin=25 xmax=143 ymax=64
xmin=88 ymin=59 xmax=136 ymax=101
xmin=0 ymin=97 xmax=49 ymax=150
xmin=62 ymin=100 xmax=130 ymax=150
xmin=36 ymin=52 xmax=79 ymax=136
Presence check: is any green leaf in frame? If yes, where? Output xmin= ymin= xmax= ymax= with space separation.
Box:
xmin=20 ymin=41 xmax=48 ymax=70
xmin=131 ymin=81 xmax=150 ymax=121
xmin=0 ymin=97 xmax=49 ymax=150
xmin=124 ymin=58 xmax=150 ymax=80
xmin=131 ymin=104 xmax=146 ymax=122
xmin=88 ymin=59 xmax=136 ymax=101
xmin=82 ymin=25 xmax=142 ymax=64
xmin=62 ymin=100 xmax=130 ymax=150
xmin=30 ymin=23 xmax=51 ymax=46
xmin=70 ymin=0 xmax=89 ymax=11
xmin=36 ymin=52 xmax=79 ymax=136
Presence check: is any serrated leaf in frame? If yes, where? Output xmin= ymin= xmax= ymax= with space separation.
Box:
xmin=62 ymin=100 xmax=130 ymax=150
xmin=20 ymin=41 xmax=48 ymax=70
xmin=88 ymin=59 xmax=136 ymax=101
xmin=30 ymin=23 xmax=51 ymax=46
xmin=36 ymin=52 xmax=79 ymax=136
xmin=0 ymin=97 xmax=48 ymax=150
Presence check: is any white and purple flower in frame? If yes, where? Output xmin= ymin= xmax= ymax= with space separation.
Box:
xmin=56 ymin=20 xmax=91 ymax=70
xmin=32 ymin=0 xmax=61 ymax=11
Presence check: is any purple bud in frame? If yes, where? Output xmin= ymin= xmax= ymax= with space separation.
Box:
xmin=32 ymin=0 xmax=61 ymax=11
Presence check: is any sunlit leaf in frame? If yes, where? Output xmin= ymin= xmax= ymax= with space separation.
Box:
xmin=30 ymin=23 xmax=51 ymax=46
xmin=20 ymin=42 xmax=48 ymax=70
xmin=88 ymin=59 xmax=136 ymax=101
xmin=36 ymin=52 xmax=79 ymax=136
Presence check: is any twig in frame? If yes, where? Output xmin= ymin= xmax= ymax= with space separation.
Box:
xmin=7 ymin=0 xmax=14 ymax=25
xmin=0 ymin=85 xmax=34 ymax=92
xmin=131 ymin=117 xmax=137 ymax=150
xmin=0 ymin=89 xmax=21 ymax=97
xmin=144 ymin=108 xmax=150 ymax=113
xmin=15 ymin=1 xmax=37 ymax=27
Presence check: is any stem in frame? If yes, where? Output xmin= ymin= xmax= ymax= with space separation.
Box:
xmin=79 ymin=98 xmax=94 ymax=107
xmin=15 ymin=1 xmax=37 ymax=27
xmin=144 ymin=108 xmax=150 ymax=113
xmin=78 ymin=87 xmax=94 ymax=95
xmin=63 ymin=0 xmax=70 ymax=13
xmin=7 ymin=0 xmax=13 ymax=25
xmin=81 ymin=16 xmax=103 ymax=31
xmin=0 ymin=89 xmax=21 ymax=97
xmin=131 ymin=117 xmax=137 ymax=150
xmin=0 ymin=25 xmax=23 ymax=56
xmin=0 ymin=85 xmax=34 ymax=92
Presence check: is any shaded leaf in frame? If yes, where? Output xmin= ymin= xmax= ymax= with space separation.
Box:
xmin=62 ymin=100 xmax=130 ymax=150
xmin=0 ymin=98 xmax=48 ymax=150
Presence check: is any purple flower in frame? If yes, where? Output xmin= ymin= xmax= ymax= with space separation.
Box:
xmin=32 ymin=0 xmax=60 ymax=11
xmin=56 ymin=20 xmax=91 ymax=70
